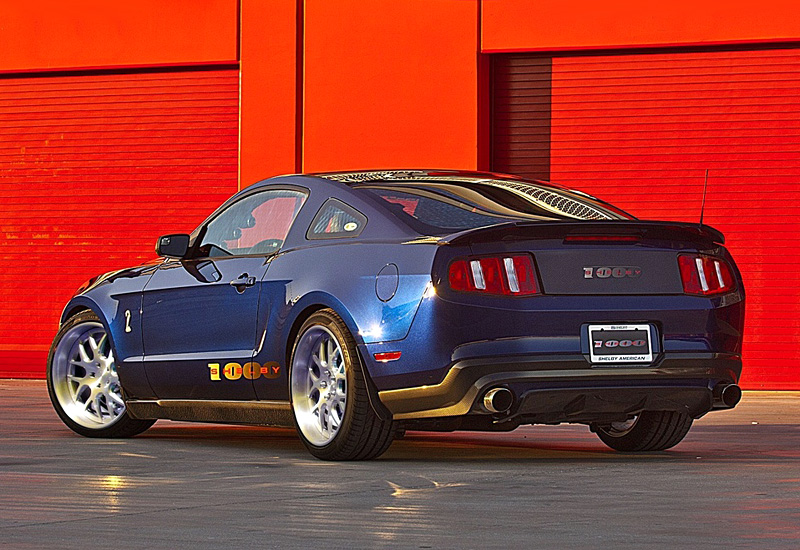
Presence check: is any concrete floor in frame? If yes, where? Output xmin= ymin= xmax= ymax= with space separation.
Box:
xmin=1 ymin=380 xmax=799 ymax=549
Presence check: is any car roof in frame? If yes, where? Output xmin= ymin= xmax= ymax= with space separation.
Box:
xmin=235 ymin=170 xmax=632 ymax=248
xmin=304 ymin=169 xmax=632 ymax=221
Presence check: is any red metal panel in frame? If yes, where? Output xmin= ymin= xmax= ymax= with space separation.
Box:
xmin=0 ymin=0 xmax=238 ymax=72
xmin=482 ymin=0 xmax=800 ymax=53
xmin=545 ymin=48 xmax=800 ymax=390
xmin=491 ymin=55 xmax=552 ymax=179
xmin=303 ymin=0 xmax=479 ymax=172
xmin=239 ymin=0 xmax=300 ymax=184
xmin=0 ymin=69 xmax=239 ymax=378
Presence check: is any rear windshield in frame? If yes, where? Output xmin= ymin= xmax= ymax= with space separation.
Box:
xmin=356 ymin=179 xmax=632 ymax=235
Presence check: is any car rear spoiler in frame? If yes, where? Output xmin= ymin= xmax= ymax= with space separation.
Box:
xmin=442 ymin=220 xmax=725 ymax=247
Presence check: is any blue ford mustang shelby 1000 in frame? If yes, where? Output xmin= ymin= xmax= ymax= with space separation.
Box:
xmin=47 ymin=170 xmax=744 ymax=460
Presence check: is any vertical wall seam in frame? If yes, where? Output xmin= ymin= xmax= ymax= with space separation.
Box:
xmin=236 ymin=0 xmax=243 ymax=190
xmin=477 ymin=0 xmax=490 ymax=170
xmin=295 ymin=0 xmax=305 ymax=173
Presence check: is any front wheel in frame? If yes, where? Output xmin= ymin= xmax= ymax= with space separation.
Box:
xmin=593 ymin=410 xmax=693 ymax=452
xmin=47 ymin=310 xmax=155 ymax=438
xmin=289 ymin=309 xmax=394 ymax=460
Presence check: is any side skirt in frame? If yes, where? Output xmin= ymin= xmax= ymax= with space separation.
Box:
xmin=125 ymin=399 xmax=294 ymax=428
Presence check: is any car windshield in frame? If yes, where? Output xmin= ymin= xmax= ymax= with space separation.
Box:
xmin=355 ymin=177 xmax=632 ymax=235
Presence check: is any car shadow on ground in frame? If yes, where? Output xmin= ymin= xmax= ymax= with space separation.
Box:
xmin=124 ymin=421 xmax=800 ymax=464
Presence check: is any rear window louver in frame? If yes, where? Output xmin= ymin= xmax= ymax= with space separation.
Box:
xmin=318 ymin=171 xmax=427 ymax=183
xmin=479 ymin=180 xmax=613 ymax=221
xmin=318 ymin=171 xmax=614 ymax=220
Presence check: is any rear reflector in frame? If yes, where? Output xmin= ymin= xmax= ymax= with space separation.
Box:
xmin=678 ymin=254 xmax=735 ymax=296
xmin=373 ymin=351 xmax=402 ymax=362
xmin=449 ymin=254 xmax=539 ymax=296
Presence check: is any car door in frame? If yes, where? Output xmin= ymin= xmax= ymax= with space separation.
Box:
xmin=141 ymin=187 xmax=307 ymax=400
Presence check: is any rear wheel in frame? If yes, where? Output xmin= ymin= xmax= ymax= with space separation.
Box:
xmin=593 ymin=410 xmax=693 ymax=452
xmin=289 ymin=309 xmax=394 ymax=460
xmin=47 ymin=310 xmax=155 ymax=438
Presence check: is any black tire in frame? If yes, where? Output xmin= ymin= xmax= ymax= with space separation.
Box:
xmin=593 ymin=410 xmax=693 ymax=452
xmin=289 ymin=309 xmax=394 ymax=460
xmin=47 ymin=310 xmax=155 ymax=438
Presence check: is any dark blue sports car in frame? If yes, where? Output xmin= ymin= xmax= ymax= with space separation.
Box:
xmin=47 ymin=170 xmax=744 ymax=460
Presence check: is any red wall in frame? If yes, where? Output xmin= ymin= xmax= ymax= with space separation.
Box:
xmin=239 ymin=0 xmax=299 ymax=185
xmin=302 ymin=0 xmax=480 ymax=172
xmin=545 ymin=50 xmax=800 ymax=390
xmin=0 ymin=0 xmax=238 ymax=72
xmin=3 ymin=1 xmax=800 ymax=387
xmin=0 ymin=70 xmax=240 ymax=379
xmin=0 ymin=1 xmax=242 ymax=378
xmin=480 ymin=2 xmax=800 ymax=390
xmin=482 ymin=0 xmax=800 ymax=52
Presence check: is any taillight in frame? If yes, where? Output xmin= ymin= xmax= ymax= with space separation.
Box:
xmin=448 ymin=255 xmax=540 ymax=296
xmin=678 ymin=254 xmax=735 ymax=296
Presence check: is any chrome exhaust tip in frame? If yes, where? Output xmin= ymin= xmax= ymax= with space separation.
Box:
xmin=483 ymin=387 xmax=514 ymax=414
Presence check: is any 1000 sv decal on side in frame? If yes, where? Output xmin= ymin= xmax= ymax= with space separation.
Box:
xmin=208 ymin=362 xmax=281 ymax=381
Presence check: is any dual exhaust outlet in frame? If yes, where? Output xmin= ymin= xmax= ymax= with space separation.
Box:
xmin=483 ymin=387 xmax=515 ymax=414
xmin=714 ymin=383 xmax=742 ymax=409
xmin=482 ymin=383 xmax=742 ymax=415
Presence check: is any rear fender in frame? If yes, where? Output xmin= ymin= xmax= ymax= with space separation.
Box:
xmin=272 ymin=292 xmax=392 ymax=421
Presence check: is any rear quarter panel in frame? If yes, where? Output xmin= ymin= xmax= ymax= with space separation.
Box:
xmin=251 ymin=241 xmax=438 ymax=400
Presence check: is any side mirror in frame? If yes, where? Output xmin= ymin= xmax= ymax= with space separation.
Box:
xmin=156 ymin=234 xmax=190 ymax=258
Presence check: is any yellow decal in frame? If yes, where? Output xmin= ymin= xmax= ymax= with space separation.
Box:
xmin=208 ymin=362 xmax=280 ymax=381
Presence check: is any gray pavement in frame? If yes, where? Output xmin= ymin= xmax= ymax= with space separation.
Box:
xmin=1 ymin=380 xmax=799 ymax=549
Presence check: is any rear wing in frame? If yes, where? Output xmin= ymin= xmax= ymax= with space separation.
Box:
xmin=442 ymin=220 xmax=725 ymax=248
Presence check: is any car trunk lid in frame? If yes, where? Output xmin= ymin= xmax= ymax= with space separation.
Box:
xmin=440 ymin=220 xmax=725 ymax=296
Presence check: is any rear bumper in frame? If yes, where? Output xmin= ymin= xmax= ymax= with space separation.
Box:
xmin=377 ymin=352 xmax=741 ymax=422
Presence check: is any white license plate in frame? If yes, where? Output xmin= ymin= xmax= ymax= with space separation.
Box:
xmin=588 ymin=324 xmax=653 ymax=364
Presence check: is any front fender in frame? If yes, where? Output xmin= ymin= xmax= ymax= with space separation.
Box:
xmin=60 ymin=296 xmax=104 ymax=326
xmin=56 ymin=265 xmax=158 ymax=400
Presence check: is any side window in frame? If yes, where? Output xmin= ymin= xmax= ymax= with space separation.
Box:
xmin=306 ymin=199 xmax=367 ymax=239
xmin=197 ymin=189 xmax=307 ymax=257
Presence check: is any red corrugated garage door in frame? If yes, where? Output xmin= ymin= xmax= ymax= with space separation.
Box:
xmin=492 ymin=48 xmax=800 ymax=390
xmin=0 ymin=69 xmax=239 ymax=378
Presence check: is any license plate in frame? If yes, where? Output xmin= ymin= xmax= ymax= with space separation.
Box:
xmin=588 ymin=324 xmax=653 ymax=364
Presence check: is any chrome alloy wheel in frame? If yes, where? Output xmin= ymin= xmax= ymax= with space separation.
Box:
xmin=50 ymin=322 xmax=126 ymax=428
xmin=291 ymin=325 xmax=347 ymax=446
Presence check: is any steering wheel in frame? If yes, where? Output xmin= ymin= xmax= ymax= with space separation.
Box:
xmin=248 ymin=239 xmax=283 ymax=255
